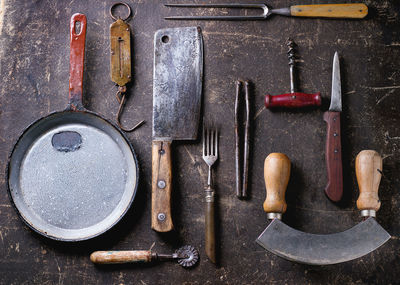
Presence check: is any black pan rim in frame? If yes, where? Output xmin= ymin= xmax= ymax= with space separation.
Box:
xmin=6 ymin=108 xmax=140 ymax=242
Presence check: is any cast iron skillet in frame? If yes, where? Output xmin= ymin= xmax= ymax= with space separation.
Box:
xmin=6 ymin=13 xmax=139 ymax=241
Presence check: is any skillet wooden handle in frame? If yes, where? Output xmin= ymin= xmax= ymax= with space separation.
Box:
xmin=90 ymin=250 xmax=152 ymax=264
xmin=263 ymin=153 xmax=290 ymax=216
xmin=356 ymin=150 xmax=382 ymax=213
xmin=69 ymin=13 xmax=87 ymax=110
xmin=152 ymin=141 xmax=174 ymax=232
xmin=290 ymin=4 xmax=368 ymax=19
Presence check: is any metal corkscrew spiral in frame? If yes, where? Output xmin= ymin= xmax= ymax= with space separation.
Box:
xmin=287 ymin=38 xmax=296 ymax=93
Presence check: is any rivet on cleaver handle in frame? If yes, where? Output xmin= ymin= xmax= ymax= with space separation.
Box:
xmin=152 ymin=27 xmax=203 ymax=232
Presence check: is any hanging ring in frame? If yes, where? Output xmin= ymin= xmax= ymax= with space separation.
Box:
xmin=116 ymin=90 xmax=145 ymax=132
xmin=110 ymin=2 xmax=132 ymax=21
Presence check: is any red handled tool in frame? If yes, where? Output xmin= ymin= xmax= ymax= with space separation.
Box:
xmin=265 ymin=39 xmax=321 ymax=108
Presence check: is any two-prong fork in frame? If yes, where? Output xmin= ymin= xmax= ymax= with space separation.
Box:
xmin=202 ymin=125 xmax=218 ymax=263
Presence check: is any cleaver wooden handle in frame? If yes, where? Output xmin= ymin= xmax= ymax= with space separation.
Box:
xmin=356 ymin=150 xmax=382 ymax=213
xmin=152 ymin=140 xmax=174 ymax=232
xmin=263 ymin=153 xmax=290 ymax=216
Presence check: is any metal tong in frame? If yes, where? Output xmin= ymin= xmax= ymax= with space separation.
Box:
xmin=235 ymin=80 xmax=250 ymax=198
xmin=165 ymin=3 xmax=368 ymax=20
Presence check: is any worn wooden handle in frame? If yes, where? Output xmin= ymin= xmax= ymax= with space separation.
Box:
xmin=205 ymin=187 xmax=216 ymax=263
xmin=290 ymin=4 xmax=368 ymax=18
xmin=263 ymin=153 xmax=290 ymax=214
xmin=69 ymin=13 xmax=87 ymax=110
xmin=90 ymin=250 xmax=152 ymax=264
xmin=265 ymin=92 xmax=321 ymax=108
xmin=324 ymin=111 xmax=343 ymax=202
xmin=356 ymin=150 xmax=382 ymax=212
xmin=151 ymin=141 xmax=173 ymax=232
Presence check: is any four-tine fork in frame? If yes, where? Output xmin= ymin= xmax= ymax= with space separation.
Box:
xmin=202 ymin=125 xmax=218 ymax=263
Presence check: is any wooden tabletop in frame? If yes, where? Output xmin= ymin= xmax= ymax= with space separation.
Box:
xmin=1 ymin=0 xmax=399 ymax=284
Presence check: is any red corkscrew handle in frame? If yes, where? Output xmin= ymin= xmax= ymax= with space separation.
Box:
xmin=265 ymin=92 xmax=321 ymax=108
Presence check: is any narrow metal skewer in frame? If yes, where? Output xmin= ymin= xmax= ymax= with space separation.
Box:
xmin=234 ymin=80 xmax=242 ymax=198
xmin=242 ymin=80 xmax=250 ymax=198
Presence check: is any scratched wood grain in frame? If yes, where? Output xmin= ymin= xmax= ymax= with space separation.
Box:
xmin=0 ymin=0 xmax=399 ymax=284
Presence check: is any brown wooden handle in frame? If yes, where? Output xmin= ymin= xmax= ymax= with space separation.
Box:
xmin=324 ymin=111 xmax=343 ymax=202
xmin=290 ymin=4 xmax=368 ymax=19
xmin=205 ymin=187 xmax=215 ymax=263
xmin=68 ymin=13 xmax=87 ymax=110
xmin=263 ymin=153 xmax=290 ymax=216
xmin=151 ymin=140 xmax=173 ymax=232
xmin=356 ymin=150 xmax=382 ymax=212
xmin=90 ymin=250 xmax=152 ymax=264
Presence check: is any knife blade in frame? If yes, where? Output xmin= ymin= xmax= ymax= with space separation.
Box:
xmin=323 ymin=51 xmax=343 ymax=202
xmin=152 ymin=27 xmax=203 ymax=232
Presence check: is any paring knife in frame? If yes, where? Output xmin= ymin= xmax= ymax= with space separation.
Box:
xmin=324 ymin=52 xmax=343 ymax=202
xmin=152 ymin=27 xmax=203 ymax=232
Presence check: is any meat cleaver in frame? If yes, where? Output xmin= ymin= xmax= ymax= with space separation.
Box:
xmin=152 ymin=27 xmax=203 ymax=232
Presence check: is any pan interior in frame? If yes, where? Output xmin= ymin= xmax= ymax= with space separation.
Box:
xmin=8 ymin=112 xmax=138 ymax=241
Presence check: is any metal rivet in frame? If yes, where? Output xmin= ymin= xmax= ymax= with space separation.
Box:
xmin=334 ymin=149 xmax=338 ymax=153
xmin=334 ymin=133 xmax=338 ymax=137
xmin=158 ymin=180 xmax=166 ymax=189
xmin=158 ymin=213 xmax=166 ymax=221
xmin=159 ymin=149 xmax=165 ymax=155
xmin=291 ymin=95 xmax=296 ymax=99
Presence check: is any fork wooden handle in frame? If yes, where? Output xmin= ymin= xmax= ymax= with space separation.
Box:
xmin=152 ymin=140 xmax=174 ymax=232
xmin=205 ymin=186 xmax=216 ymax=263
xmin=290 ymin=4 xmax=368 ymax=19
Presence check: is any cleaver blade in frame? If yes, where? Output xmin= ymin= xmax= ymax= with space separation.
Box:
xmin=152 ymin=27 xmax=203 ymax=232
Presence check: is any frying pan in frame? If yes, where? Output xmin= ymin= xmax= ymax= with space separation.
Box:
xmin=6 ymin=13 xmax=139 ymax=241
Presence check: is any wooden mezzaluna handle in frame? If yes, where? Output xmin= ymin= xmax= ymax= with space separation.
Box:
xmin=290 ymin=3 xmax=368 ymax=19
xmin=90 ymin=250 xmax=152 ymax=264
xmin=263 ymin=153 xmax=291 ymax=216
xmin=356 ymin=150 xmax=382 ymax=213
xmin=152 ymin=141 xmax=173 ymax=232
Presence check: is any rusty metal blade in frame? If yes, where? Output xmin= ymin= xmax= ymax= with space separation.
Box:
xmin=329 ymin=51 xmax=342 ymax=112
xmin=153 ymin=27 xmax=203 ymax=140
xmin=256 ymin=217 xmax=390 ymax=265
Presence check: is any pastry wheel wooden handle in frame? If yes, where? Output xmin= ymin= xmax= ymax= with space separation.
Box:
xmin=90 ymin=250 xmax=152 ymax=264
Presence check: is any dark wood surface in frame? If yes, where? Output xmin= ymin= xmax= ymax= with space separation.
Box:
xmin=1 ymin=0 xmax=400 ymax=284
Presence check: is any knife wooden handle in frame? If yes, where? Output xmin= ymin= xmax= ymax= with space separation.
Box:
xmin=265 ymin=92 xmax=321 ymax=108
xmin=263 ymin=153 xmax=290 ymax=216
xmin=152 ymin=140 xmax=173 ymax=232
xmin=324 ymin=111 xmax=343 ymax=202
xmin=290 ymin=4 xmax=368 ymax=19
xmin=90 ymin=250 xmax=152 ymax=264
xmin=356 ymin=150 xmax=382 ymax=212
xmin=205 ymin=187 xmax=216 ymax=263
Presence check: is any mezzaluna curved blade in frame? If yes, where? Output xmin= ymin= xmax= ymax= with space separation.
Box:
xmin=256 ymin=217 xmax=390 ymax=265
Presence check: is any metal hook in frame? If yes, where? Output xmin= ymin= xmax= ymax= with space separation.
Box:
xmin=110 ymin=2 xmax=132 ymax=21
xmin=115 ymin=89 xmax=145 ymax=132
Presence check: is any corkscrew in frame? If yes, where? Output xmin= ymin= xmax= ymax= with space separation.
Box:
xmin=264 ymin=38 xmax=321 ymax=109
